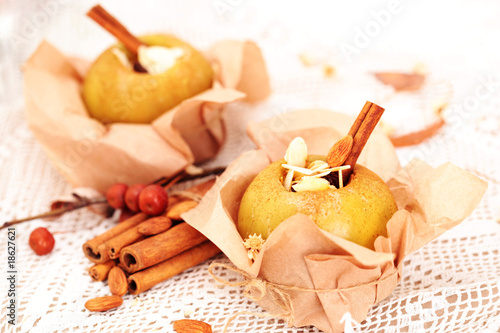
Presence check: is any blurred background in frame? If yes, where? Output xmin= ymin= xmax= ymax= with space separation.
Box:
xmin=2 ymin=0 xmax=500 ymax=108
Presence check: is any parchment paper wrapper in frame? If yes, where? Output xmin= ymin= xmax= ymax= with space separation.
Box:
xmin=182 ymin=109 xmax=488 ymax=333
xmin=24 ymin=40 xmax=270 ymax=192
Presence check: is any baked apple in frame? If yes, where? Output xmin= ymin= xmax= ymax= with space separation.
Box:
xmin=238 ymin=102 xmax=398 ymax=250
xmin=82 ymin=34 xmax=213 ymax=124
xmin=237 ymin=155 xmax=397 ymax=250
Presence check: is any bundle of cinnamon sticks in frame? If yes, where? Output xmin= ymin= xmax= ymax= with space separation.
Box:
xmin=84 ymin=178 xmax=221 ymax=298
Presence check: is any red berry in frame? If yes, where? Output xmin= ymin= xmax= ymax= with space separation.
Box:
xmin=29 ymin=227 xmax=55 ymax=255
xmin=138 ymin=184 xmax=168 ymax=215
xmin=125 ymin=184 xmax=146 ymax=212
xmin=106 ymin=183 xmax=128 ymax=209
xmin=118 ymin=208 xmax=135 ymax=222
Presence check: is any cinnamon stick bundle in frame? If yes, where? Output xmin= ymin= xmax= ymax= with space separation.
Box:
xmin=120 ymin=222 xmax=207 ymax=273
xmin=105 ymin=215 xmax=172 ymax=259
xmin=128 ymin=242 xmax=221 ymax=295
xmin=83 ymin=213 xmax=149 ymax=264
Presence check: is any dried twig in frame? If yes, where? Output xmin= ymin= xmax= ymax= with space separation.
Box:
xmin=1 ymin=197 xmax=108 ymax=230
xmin=1 ymin=166 xmax=226 ymax=230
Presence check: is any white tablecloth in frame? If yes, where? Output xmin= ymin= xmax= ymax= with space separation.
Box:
xmin=1 ymin=1 xmax=499 ymax=332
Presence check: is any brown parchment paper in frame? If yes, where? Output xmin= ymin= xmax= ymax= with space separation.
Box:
xmin=24 ymin=40 xmax=270 ymax=193
xmin=182 ymin=109 xmax=488 ymax=333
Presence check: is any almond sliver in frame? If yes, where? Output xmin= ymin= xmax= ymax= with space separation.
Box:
xmin=282 ymin=164 xmax=314 ymax=175
xmin=307 ymin=160 xmax=330 ymax=172
xmin=312 ymin=170 xmax=333 ymax=178
xmin=283 ymin=169 xmax=294 ymax=191
xmin=292 ymin=176 xmax=331 ymax=192
xmin=329 ymin=165 xmax=351 ymax=172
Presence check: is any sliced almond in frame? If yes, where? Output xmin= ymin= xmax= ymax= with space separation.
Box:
xmin=85 ymin=295 xmax=123 ymax=312
xmin=327 ymin=135 xmax=353 ymax=167
xmin=283 ymin=169 xmax=294 ymax=192
xmin=284 ymin=137 xmax=308 ymax=168
xmin=281 ymin=164 xmax=314 ymax=175
xmin=311 ymin=170 xmax=333 ymax=178
xmin=167 ymin=200 xmax=199 ymax=220
xmin=307 ymin=160 xmax=330 ymax=172
xmin=173 ymin=319 xmax=213 ymax=333
xmin=292 ymin=176 xmax=331 ymax=192
xmin=185 ymin=164 xmax=204 ymax=175
xmin=108 ymin=266 xmax=128 ymax=296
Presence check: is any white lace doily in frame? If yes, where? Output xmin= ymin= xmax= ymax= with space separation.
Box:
xmin=1 ymin=1 xmax=499 ymax=332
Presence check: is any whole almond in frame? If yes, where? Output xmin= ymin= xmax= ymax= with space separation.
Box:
xmin=326 ymin=135 xmax=353 ymax=167
xmin=173 ymin=319 xmax=212 ymax=333
xmin=138 ymin=216 xmax=173 ymax=236
xmin=85 ymin=295 xmax=122 ymax=312
xmin=167 ymin=200 xmax=199 ymax=220
xmin=108 ymin=266 xmax=128 ymax=296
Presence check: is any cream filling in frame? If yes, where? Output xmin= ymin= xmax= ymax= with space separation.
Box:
xmin=137 ymin=45 xmax=184 ymax=75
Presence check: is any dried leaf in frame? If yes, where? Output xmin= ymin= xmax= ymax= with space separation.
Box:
xmin=390 ymin=118 xmax=445 ymax=147
xmin=374 ymin=72 xmax=426 ymax=91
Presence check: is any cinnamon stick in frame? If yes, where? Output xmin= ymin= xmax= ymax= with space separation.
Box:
xmin=83 ymin=212 xmax=149 ymax=264
xmin=137 ymin=216 xmax=172 ymax=236
xmin=105 ymin=230 xmax=146 ymax=260
xmin=120 ymin=222 xmax=207 ymax=273
xmin=166 ymin=200 xmax=199 ymax=220
xmin=342 ymin=101 xmax=385 ymax=184
xmin=128 ymin=242 xmax=220 ymax=295
xmin=87 ymin=5 xmax=144 ymax=55
xmin=105 ymin=215 xmax=174 ymax=258
xmin=88 ymin=261 xmax=116 ymax=282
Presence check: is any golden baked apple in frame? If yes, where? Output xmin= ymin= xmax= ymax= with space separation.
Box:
xmin=238 ymin=102 xmax=397 ymax=250
xmin=237 ymin=155 xmax=397 ymax=250
xmin=82 ymin=34 xmax=213 ymax=124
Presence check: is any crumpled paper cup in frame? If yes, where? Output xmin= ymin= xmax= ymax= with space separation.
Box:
xmin=182 ymin=109 xmax=488 ymax=333
xmin=24 ymin=40 xmax=270 ymax=192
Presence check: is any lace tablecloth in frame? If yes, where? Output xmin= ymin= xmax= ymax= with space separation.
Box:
xmin=1 ymin=1 xmax=499 ymax=332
